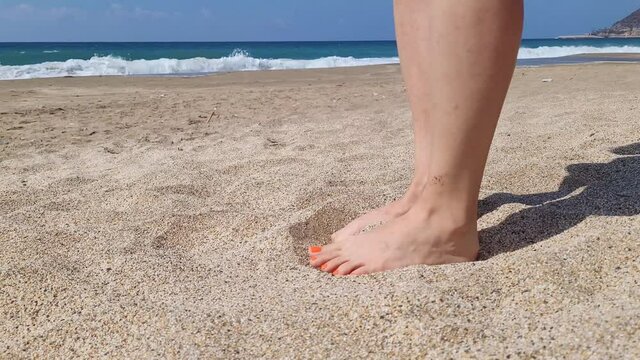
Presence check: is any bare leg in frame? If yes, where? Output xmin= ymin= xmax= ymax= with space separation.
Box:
xmin=330 ymin=0 xmax=437 ymax=242
xmin=311 ymin=0 xmax=523 ymax=275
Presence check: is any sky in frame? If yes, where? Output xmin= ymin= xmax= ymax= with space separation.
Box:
xmin=0 ymin=0 xmax=639 ymax=42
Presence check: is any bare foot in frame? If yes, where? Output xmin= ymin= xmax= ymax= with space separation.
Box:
xmin=331 ymin=183 xmax=423 ymax=242
xmin=310 ymin=204 xmax=479 ymax=276
xmin=331 ymin=197 xmax=411 ymax=242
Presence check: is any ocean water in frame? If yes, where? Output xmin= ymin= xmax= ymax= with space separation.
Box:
xmin=1 ymin=39 xmax=640 ymax=80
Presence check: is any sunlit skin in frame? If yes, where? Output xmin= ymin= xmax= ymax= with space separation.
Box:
xmin=313 ymin=0 xmax=524 ymax=275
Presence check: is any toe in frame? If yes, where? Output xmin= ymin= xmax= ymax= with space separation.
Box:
xmin=309 ymin=243 xmax=341 ymax=268
xmin=308 ymin=246 xmax=322 ymax=255
xmin=348 ymin=267 xmax=370 ymax=276
xmin=320 ymin=257 xmax=348 ymax=273
xmin=333 ymin=261 xmax=364 ymax=276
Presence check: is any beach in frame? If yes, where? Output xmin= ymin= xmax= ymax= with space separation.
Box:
xmin=1 ymin=63 xmax=639 ymax=357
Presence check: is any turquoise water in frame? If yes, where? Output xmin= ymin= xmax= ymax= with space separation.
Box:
xmin=0 ymin=41 xmax=399 ymax=67
xmin=1 ymin=39 xmax=640 ymax=80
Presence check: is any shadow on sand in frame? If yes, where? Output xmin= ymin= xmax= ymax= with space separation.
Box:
xmin=477 ymin=142 xmax=640 ymax=259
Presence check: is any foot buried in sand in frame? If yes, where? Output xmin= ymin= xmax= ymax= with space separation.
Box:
xmin=311 ymin=200 xmax=479 ymax=276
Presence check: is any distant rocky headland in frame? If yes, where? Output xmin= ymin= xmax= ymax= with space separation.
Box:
xmin=560 ymin=8 xmax=640 ymax=39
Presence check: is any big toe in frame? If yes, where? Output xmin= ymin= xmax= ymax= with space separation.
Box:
xmin=309 ymin=244 xmax=342 ymax=269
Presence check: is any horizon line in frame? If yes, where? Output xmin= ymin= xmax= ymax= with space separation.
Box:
xmin=0 ymin=38 xmax=602 ymax=43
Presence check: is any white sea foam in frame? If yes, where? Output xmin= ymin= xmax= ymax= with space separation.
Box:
xmin=518 ymin=45 xmax=640 ymax=59
xmin=2 ymin=46 xmax=640 ymax=80
xmin=42 ymin=50 xmax=60 ymax=54
xmin=0 ymin=50 xmax=398 ymax=80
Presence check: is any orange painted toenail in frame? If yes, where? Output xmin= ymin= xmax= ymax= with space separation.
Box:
xmin=332 ymin=270 xmax=339 ymax=276
xmin=321 ymin=264 xmax=327 ymax=270
xmin=309 ymin=246 xmax=322 ymax=253
xmin=310 ymin=256 xmax=317 ymax=261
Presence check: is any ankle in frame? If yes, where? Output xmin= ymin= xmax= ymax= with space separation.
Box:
xmin=405 ymin=177 xmax=428 ymax=200
xmin=412 ymin=193 xmax=478 ymax=234
xmin=407 ymin=202 xmax=479 ymax=262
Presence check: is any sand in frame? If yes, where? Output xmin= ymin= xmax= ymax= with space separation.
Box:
xmin=1 ymin=63 xmax=639 ymax=358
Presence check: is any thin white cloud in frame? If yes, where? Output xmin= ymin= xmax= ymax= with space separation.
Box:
xmin=108 ymin=3 xmax=171 ymax=20
xmin=0 ymin=3 xmax=34 ymax=19
xmin=0 ymin=3 xmax=85 ymax=20
xmin=49 ymin=7 xmax=87 ymax=20
xmin=15 ymin=3 xmax=35 ymax=13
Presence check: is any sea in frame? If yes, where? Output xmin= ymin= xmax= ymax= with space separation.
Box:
xmin=1 ymin=38 xmax=640 ymax=80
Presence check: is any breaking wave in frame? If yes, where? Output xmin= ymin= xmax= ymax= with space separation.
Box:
xmin=3 ymin=46 xmax=640 ymax=80
xmin=518 ymin=45 xmax=640 ymax=59
xmin=0 ymin=50 xmax=398 ymax=80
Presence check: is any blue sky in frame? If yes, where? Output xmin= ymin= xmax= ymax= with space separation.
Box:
xmin=0 ymin=0 xmax=639 ymax=41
